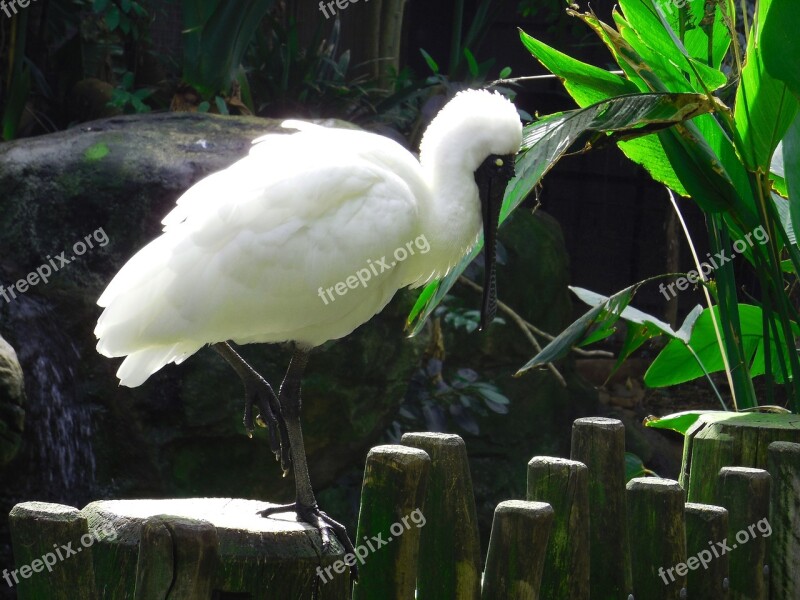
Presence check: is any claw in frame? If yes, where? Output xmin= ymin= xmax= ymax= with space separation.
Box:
xmin=258 ymin=502 xmax=359 ymax=583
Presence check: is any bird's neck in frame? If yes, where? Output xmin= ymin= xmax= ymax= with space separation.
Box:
xmin=413 ymin=161 xmax=483 ymax=281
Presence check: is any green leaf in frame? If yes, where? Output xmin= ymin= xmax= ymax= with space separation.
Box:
xmin=617 ymin=0 xmax=727 ymax=91
xmin=419 ymin=49 xmax=439 ymax=74
xmin=735 ymin=0 xmax=800 ymax=170
xmin=463 ymin=48 xmax=479 ymax=79
xmin=645 ymin=304 xmax=800 ymax=387
xmin=93 ymin=0 xmax=109 ymax=13
xmin=406 ymin=92 xmax=717 ymax=335
xmin=214 ymin=95 xmax=229 ymax=115
xmin=516 ymin=282 xmax=652 ymax=374
xmin=625 ymin=452 xmax=656 ymax=480
xmin=182 ymin=0 xmax=275 ymax=98
xmin=106 ymin=4 xmax=120 ymax=30
xmin=643 ymin=410 xmax=712 ymax=434
xmin=762 ymin=0 xmax=800 ymax=100
xmin=618 ymin=135 xmax=689 ymax=196
xmin=519 ymin=29 xmax=638 ymax=107
xmin=499 ymin=66 xmax=512 ymax=79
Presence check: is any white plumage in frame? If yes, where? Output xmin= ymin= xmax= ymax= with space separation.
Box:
xmin=95 ymin=89 xmax=522 ymax=387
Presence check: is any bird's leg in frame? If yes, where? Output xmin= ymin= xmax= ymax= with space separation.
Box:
xmin=257 ymin=348 xmax=358 ymax=581
xmin=212 ymin=342 xmax=291 ymax=474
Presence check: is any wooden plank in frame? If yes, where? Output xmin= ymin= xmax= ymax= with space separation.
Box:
xmin=8 ymin=501 xmax=100 ymax=600
xmin=767 ymin=441 xmax=800 ymax=600
xmin=401 ymin=432 xmax=481 ymax=600
xmin=717 ymin=467 xmax=771 ymax=600
xmin=352 ymin=444 xmax=431 ymax=600
xmin=627 ymin=478 xmax=686 ymax=600
xmin=81 ymin=497 xmax=349 ymax=599
xmin=134 ymin=515 xmax=219 ymax=599
xmin=526 ymin=456 xmax=589 ymax=600
xmin=681 ymin=413 xmax=800 ymax=488
xmin=686 ymin=431 xmax=734 ymax=504
xmin=684 ymin=503 xmax=729 ymax=599
xmin=570 ymin=416 xmax=632 ymax=599
xmin=480 ymin=500 xmax=553 ymax=600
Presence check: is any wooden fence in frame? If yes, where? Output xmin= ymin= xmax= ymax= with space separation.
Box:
xmin=8 ymin=416 xmax=800 ymax=598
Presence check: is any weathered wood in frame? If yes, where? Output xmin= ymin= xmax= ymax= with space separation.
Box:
xmin=81 ymin=497 xmax=349 ymax=599
xmin=134 ymin=515 xmax=219 ymax=599
xmin=401 ymin=432 xmax=481 ymax=600
xmin=570 ymin=416 xmax=632 ymax=599
xmin=8 ymin=502 xmax=100 ymax=600
xmin=767 ymin=441 xmax=800 ymax=600
xmin=684 ymin=502 xmax=729 ymax=599
xmin=526 ymin=456 xmax=589 ymax=600
xmin=681 ymin=412 xmax=800 ymax=490
xmin=353 ymin=444 xmax=431 ymax=600
xmin=626 ymin=478 xmax=686 ymax=600
xmin=717 ymin=467 xmax=771 ymax=600
xmin=481 ymin=500 xmax=554 ymax=600
xmin=685 ymin=431 xmax=735 ymax=504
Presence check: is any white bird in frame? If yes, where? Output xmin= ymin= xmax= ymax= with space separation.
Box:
xmin=95 ymin=88 xmax=522 ymax=572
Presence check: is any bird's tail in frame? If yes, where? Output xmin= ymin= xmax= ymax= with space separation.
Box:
xmin=112 ymin=343 xmax=197 ymax=388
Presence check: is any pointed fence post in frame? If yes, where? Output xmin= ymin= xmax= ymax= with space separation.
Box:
xmin=570 ymin=417 xmax=632 ymax=599
xmin=526 ymin=456 xmax=589 ymax=599
xmin=626 ymin=478 xmax=686 ymax=600
xmin=401 ymin=432 xmax=481 ymax=600
xmin=767 ymin=441 xmax=800 ymax=600
xmin=353 ymin=444 xmax=431 ymax=600
xmin=717 ymin=467 xmax=771 ymax=600
xmin=481 ymin=500 xmax=554 ymax=600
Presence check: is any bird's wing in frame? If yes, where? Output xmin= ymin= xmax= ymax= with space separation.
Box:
xmin=96 ymin=126 xmax=429 ymax=386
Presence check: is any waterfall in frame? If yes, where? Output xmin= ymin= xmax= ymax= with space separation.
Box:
xmin=2 ymin=294 xmax=96 ymax=505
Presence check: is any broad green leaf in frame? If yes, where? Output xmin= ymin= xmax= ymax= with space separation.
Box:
xmin=519 ymin=29 xmax=638 ymax=106
xmin=617 ymin=1 xmax=727 ymax=91
xmin=618 ymin=135 xmax=689 ymax=196
xmin=761 ymin=0 xmax=800 ymax=100
xmin=519 ymin=28 xmax=688 ymax=194
xmin=645 ymin=304 xmax=800 ymax=387
xmin=648 ymin=0 xmax=731 ymax=70
xmin=643 ymin=410 xmax=714 ymax=435
xmin=406 ymin=93 xmax=717 ymax=335
xmin=734 ymin=0 xmax=800 ymax=170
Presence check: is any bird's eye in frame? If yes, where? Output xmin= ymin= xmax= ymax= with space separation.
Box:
xmin=494 ymin=158 xmax=504 ymax=167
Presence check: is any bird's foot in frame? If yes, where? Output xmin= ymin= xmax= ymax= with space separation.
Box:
xmin=243 ymin=376 xmax=291 ymax=474
xmin=258 ymin=502 xmax=358 ymax=581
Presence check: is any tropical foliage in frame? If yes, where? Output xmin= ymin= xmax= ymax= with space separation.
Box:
xmin=407 ymin=0 xmax=800 ymax=413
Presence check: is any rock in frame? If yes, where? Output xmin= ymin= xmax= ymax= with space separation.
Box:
xmin=0 ymin=335 xmax=24 ymax=466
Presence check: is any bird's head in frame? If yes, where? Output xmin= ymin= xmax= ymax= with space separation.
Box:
xmin=420 ymin=89 xmax=522 ymax=331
